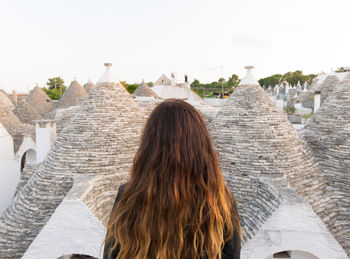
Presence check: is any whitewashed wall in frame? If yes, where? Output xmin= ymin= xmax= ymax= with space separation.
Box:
xmin=241 ymin=202 xmax=348 ymax=259
xmin=0 ymin=123 xmax=16 ymax=214
xmin=35 ymin=121 xmax=56 ymax=163
xmin=15 ymin=135 xmax=37 ymax=186
xmin=151 ymin=85 xmax=203 ymax=104
xmin=23 ymin=199 xmax=106 ymax=259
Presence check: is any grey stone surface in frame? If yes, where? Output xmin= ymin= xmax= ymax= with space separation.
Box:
xmin=287 ymin=114 xmax=302 ymax=124
xmin=55 ymin=80 xmax=88 ymax=109
xmin=210 ymin=83 xmax=326 ymax=241
xmin=26 ymin=86 xmax=53 ymax=115
xmin=0 ymin=81 xmax=145 ymax=258
xmin=44 ymin=105 xmax=81 ymax=135
xmin=0 ymin=96 xmax=34 ymax=153
xmin=302 ymin=74 xmax=350 ymax=256
xmin=13 ymin=100 xmax=43 ymax=125
xmin=313 ymin=75 xmax=340 ymax=103
xmin=299 ymin=76 xmax=340 ymax=109
xmin=1 ymin=70 xmax=349 ymax=257
xmin=83 ymin=81 xmax=95 ymax=94
xmin=14 ymin=164 xmax=40 ymax=196
xmin=154 ymin=74 xmax=171 ymax=85
xmin=0 ymin=91 xmax=15 ymax=110
xmin=133 ymin=81 xmax=159 ymax=98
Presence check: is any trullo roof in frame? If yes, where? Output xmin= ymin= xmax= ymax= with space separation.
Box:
xmin=210 ymin=67 xmax=325 ymax=240
xmin=0 ymin=64 xmax=145 ymax=258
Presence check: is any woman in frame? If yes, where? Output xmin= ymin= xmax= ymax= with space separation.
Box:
xmin=103 ymin=99 xmax=241 ymax=259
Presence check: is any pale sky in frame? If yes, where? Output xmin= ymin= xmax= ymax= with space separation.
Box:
xmin=0 ymin=0 xmax=349 ymax=92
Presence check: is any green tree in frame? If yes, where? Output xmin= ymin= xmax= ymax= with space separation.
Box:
xmin=218 ymin=77 xmax=225 ymax=83
xmin=42 ymin=86 xmax=66 ymax=100
xmin=283 ymin=70 xmax=308 ymax=85
xmin=258 ymin=74 xmax=283 ymax=87
xmin=190 ymin=75 xmax=240 ymax=97
xmin=306 ymin=74 xmax=317 ymax=85
xmin=120 ymin=81 xmax=139 ymax=94
xmin=335 ymin=67 xmax=345 ymax=73
xmin=191 ymin=79 xmax=201 ymax=88
xmin=284 ymin=106 xmax=296 ymax=115
xmin=46 ymin=77 xmax=66 ymax=90
xmin=258 ymin=71 xmax=317 ymax=87
xmin=226 ymin=74 xmax=240 ymax=88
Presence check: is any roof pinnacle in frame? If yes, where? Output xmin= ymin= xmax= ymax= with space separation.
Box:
xmin=238 ymin=65 xmax=260 ymax=86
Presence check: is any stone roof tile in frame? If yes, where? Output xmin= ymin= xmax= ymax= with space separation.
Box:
xmin=83 ymin=80 xmax=95 ymax=94
xmin=26 ymin=86 xmax=53 ymax=115
xmin=0 ymin=96 xmax=34 ymax=153
xmin=133 ymin=81 xmax=159 ymax=98
xmin=56 ymin=80 xmax=88 ymax=109
xmin=0 ymin=66 xmax=145 ymax=258
xmin=13 ymin=100 xmax=43 ymax=125
xmin=302 ymin=78 xmax=350 ymax=256
xmin=210 ymin=67 xmax=325 ymax=240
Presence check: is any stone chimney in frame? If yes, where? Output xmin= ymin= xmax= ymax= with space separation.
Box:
xmin=34 ymin=120 xmax=57 ymax=163
xmin=285 ymin=83 xmax=290 ymax=95
xmin=98 ymin=63 xmax=119 ymax=83
xmin=238 ymin=66 xmax=260 ymax=86
xmin=275 ymin=84 xmax=280 ymax=95
xmin=11 ymin=90 xmax=17 ymax=105
xmin=171 ymin=73 xmax=176 ymax=86
xmin=314 ymin=91 xmax=321 ymax=113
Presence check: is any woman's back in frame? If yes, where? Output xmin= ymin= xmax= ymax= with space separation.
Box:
xmin=103 ymin=99 xmax=241 ymax=259
xmin=103 ymin=183 xmax=241 ymax=259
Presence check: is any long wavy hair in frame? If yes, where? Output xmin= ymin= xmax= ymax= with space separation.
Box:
xmin=104 ymin=99 xmax=240 ymax=259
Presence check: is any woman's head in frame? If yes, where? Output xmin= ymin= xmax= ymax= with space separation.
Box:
xmin=105 ymin=99 xmax=240 ymax=259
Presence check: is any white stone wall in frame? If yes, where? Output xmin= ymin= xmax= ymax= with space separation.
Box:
xmin=241 ymin=203 xmax=348 ymax=259
xmin=23 ymin=199 xmax=106 ymax=259
xmin=0 ymin=123 xmax=38 ymax=215
xmin=35 ymin=121 xmax=56 ymax=163
xmin=314 ymin=93 xmax=321 ymax=113
xmin=268 ymin=95 xmax=284 ymax=110
xmin=15 ymin=136 xmax=36 ymax=163
xmin=151 ymin=84 xmax=203 ymax=104
xmin=0 ymin=123 xmax=14 ymax=161
xmin=0 ymin=123 xmax=16 ymax=214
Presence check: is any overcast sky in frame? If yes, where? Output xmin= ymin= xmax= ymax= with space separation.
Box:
xmin=0 ymin=0 xmax=349 ymax=92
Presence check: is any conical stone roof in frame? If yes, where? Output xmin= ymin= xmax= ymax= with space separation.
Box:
xmin=56 ymin=80 xmax=88 ymax=109
xmin=13 ymin=100 xmax=43 ymax=125
xmin=83 ymin=80 xmax=95 ymax=94
xmin=313 ymin=75 xmax=340 ymax=103
xmin=210 ymin=67 xmax=325 ymax=240
xmin=299 ymin=79 xmax=322 ymax=108
xmin=133 ymin=80 xmax=159 ymax=98
xmin=154 ymin=74 xmax=171 ymax=85
xmin=26 ymin=86 xmax=53 ymax=115
xmin=53 ymin=105 xmax=81 ymax=135
xmin=302 ymin=76 xmax=350 ymax=256
xmin=0 ymin=89 xmax=9 ymax=97
xmin=0 ymin=90 xmax=15 ymax=110
xmin=135 ymin=98 xmax=164 ymax=119
xmin=0 ymin=96 xmax=34 ymax=153
xmin=0 ymin=65 xmax=145 ymax=258
xmin=82 ymin=174 xmax=128 ymax=227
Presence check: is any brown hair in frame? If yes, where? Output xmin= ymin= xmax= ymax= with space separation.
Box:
xmin=104 ymin=99 xmax=240 ymax=259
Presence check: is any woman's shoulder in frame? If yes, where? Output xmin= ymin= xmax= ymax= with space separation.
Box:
xmin=118 ymin=183 xmax=128 ymax=194
xmin=112 ymin=183 xmax=128 ymax=208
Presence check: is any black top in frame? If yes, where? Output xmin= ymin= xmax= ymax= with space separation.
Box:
xmin=103 ymin=183 xmax=241 ymax=259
